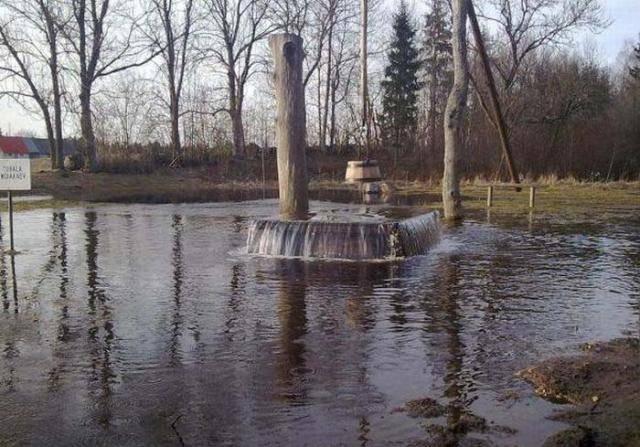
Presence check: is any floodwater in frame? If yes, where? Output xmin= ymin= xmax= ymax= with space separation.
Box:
xmin=0 ymin=198 xmax=638 ymax=446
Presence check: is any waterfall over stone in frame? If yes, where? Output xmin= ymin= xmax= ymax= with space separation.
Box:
xmin=247 ymin=211 xmax=440 ymax=260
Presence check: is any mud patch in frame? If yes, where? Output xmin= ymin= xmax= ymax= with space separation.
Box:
xmin=398 ymin=397 xmax=516 ymax=446
xmin=518 ymin=338 xmax=640 ymax=446
xmin=403 ymin=397 xmax=447 ymax=418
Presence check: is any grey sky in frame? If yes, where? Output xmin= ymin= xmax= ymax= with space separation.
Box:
xmin=1 ymin=0 xmax=638 ymax=138
xmin=592 ymin=0 xmax=638 ymax=64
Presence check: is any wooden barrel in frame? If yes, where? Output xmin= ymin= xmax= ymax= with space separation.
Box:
xmin=345 ymin=160 xmax=382 ymax=183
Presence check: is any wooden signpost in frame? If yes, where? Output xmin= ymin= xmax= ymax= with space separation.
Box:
xmin=0 ymin=159 xmax=31 ymax=253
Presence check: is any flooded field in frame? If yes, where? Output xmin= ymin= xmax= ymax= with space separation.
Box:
xmin=1 ymin=198 xmax=638 ymax=446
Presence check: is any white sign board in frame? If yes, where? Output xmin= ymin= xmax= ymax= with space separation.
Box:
xmin=0 ymin=159 xmax=31 ymax=191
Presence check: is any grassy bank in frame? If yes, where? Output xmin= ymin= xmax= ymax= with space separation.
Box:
xmin=6 ymin=168 xmax=637 ymax=213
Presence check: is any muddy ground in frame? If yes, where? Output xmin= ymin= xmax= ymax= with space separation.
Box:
xmin=518 ymin=338 xmax=640 ymax=447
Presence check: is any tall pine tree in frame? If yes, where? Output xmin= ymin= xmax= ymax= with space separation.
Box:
xmin=422 ymin=0 xmax=452 ymax=159
xmin=630 ymin=38 xmax=640 ymax=80
xmin=381 ymin=1 xmax=422 ymax=152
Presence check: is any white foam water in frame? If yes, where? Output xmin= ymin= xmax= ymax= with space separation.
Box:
xmin=246 ymin=211 xmax=441 ymax=260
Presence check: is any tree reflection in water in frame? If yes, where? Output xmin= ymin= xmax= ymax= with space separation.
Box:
xmin=274 ymin=258 xmax=309 ymax=402
xmin=0 ymin=219 xmax=19 ymax=392
xmin=84 ymin=211 xmax=117 ymax=428
xmin=48 ymin=212 xmax=71 ymax=392
xmin=169 ymin=214 xmax=184 ymax=366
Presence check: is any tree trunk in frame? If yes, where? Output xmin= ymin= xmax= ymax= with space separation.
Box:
xmin=442 ymin=0 xmax=469 ymax=220
xmin=43 ymin=108 xmax=56 ymax=170
xmin=47 ymin=17 xmax=64 ymax=170
xmin=170 ymin=92 xmax=181 ymax=162
xmin=269 ymin=33 xmax=309 ymax=219
xmin=317 ymin=65 xmax=323 ymax=151
xmin=426 ymin=60 xmax=438 ymax=165
xmin=80 ymin=85 xmax=98 ymax=171
xmin=168 ymin=47 xmax=182 ymax=162
xmin=53 ymin=90 xmax=64 ymax=169
xmin=51 ymin=57 xmax=64 ymax=170
xmin=320 ymin=20 xmax=334 ymax=153
xmin=329 ymin=79 xmax=337 ymax=150
xmin=227 ymin=68 xmax=246 ymax=158
xmin=231 ymin=106 xmax=246 ymax=158
xmin=359 ymin=0 xmax=370 ymax=156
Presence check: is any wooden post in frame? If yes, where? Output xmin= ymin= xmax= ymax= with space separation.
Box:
xmin=487 ymin=186 xmax=493 ymax=207
xmin=529 ymin=186 xmax=536 ymax=208
xmin=269 ymin=34 xmax=309 ymax=219
xmin=8 ymin=191 xmax=14 ymax=253
xmin=466 ymin=0 xmax=520 ymax=185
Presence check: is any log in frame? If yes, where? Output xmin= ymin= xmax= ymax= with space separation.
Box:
xmin=269 ymin=34 xmax=309 ymax=219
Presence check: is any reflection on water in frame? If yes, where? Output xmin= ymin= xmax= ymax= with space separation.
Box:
xmin=170 ymin=214 xmax=184 ymax=367
xmin=275 ymin=260 xmax=308 ymax=401
xmin=0 ymin=200 xmax=638 ymax=446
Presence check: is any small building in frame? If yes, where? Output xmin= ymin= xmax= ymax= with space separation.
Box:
xmin=0 ymin=136 xmax=77 ymax=159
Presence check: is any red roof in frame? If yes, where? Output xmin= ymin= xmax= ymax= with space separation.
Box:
xmin=0 ymin=136 xmax=29 ymax=155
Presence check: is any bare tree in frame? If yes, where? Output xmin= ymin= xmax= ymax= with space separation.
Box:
xmin=479 ymin=0 xmax=607 ymax=91
xmin=145 ymin=0 xmax=199 ymax=165
xmin=359 ymin=0 xmax=369 ymax=155
xmin=318 ymin=0 xmax=339 ymax=152
xmin=62 ymin=0 xmax=159 ymax=171
xmin=270 ymin=0 xmax=309 ymax=34
xmin=328 ymin=26 xmax=358 ymax=150
xmin=442 ymin=0 xmax=469 ymax=219
xmin=270 ymin=0 xmax=335 ymax=89
xmin=471 ymin=0 xmax=607 ymax=178
xmin=93 ymin=74 xmax=154 ymax=147
xmin=630 ymin=38 xmax=640 ymax=80
xmin=206 ymin=0 xmax=274 ymax=159
xmin=0 ymin=0 xmax=65 ymax=168
xmin=271 ymin=0 xmax=356 ymax=153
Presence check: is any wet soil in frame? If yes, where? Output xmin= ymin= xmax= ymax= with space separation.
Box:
xmin=518 ymin=338 xmax=640 ymax=446
xmin=397 ymin=396 xmax=517 ymax=446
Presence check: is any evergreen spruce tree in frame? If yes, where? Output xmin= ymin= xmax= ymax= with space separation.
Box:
xmin=422 ymin=0 xmax=452 ymax=160
xmin=630 ymin=39 xmax=640 ymax=80
xmin=381 ymin=1 xmax=422 ymax=151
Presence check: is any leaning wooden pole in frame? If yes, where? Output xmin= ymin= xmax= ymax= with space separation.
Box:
xmin=269 ymin=34 xmax=309 ymax=219
xmin=466 ymin=0 xmax=520 ymax=185
xmin=442 ymin=0 xmax=470 ymax=220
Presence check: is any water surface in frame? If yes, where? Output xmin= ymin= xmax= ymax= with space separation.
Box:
xmin=1 ymin=199 xmax=638 ymax=446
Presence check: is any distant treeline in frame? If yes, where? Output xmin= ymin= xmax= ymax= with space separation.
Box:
xmin=1 ymin=0 xmax=638 ymax=180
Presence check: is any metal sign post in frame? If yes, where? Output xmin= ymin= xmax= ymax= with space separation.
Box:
xmin=0 ymin=158 xmax=32 ymax=254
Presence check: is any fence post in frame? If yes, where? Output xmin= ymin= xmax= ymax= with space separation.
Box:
xmin=529 ymin=186 xmax=536 ymax=208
